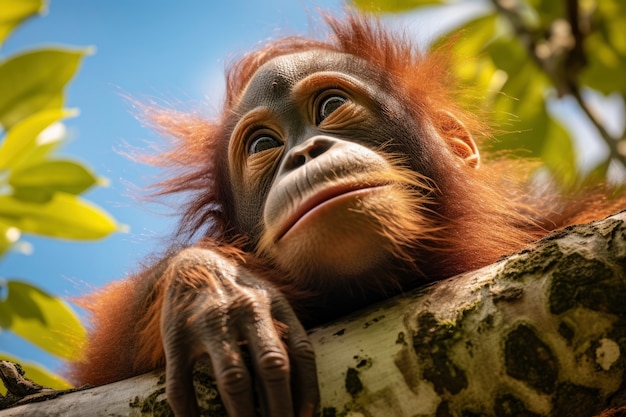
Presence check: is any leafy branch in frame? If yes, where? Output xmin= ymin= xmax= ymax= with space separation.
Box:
xmin=0 ymin=0 xmax=120 ymax=390
xmin=353 ymin=0 xmax=626 ymax=185
xmin=490 ymin=0 xmax=626 ymax=169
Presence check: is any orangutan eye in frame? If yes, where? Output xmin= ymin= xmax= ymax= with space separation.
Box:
xmin=316 ymin=94 xmax=348 ymax=124
xmin=248 ymin=135 xmax=282 ymax=155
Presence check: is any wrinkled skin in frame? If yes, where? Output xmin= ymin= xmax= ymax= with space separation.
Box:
xmin=160 ymin=248 xmax=317 ymax=417
xmin=73 ymin=16 xmax=626 ymax=417
xmin=71 ymin=39 xmax=485 ymax=416
xmin=160 ymin=50 xmax=479 ymax=416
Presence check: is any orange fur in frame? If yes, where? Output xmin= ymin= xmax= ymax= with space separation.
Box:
xmin=69 ymin=279 xmax=149 ymax=385
xmin=70 ymin=12 xmax=625 ymax=388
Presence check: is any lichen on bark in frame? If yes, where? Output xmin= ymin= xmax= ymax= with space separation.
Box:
xmin=1 ymin=213 xmax=624 ymax=417
xmin=312 ymin=212 xmax=626 ymax=417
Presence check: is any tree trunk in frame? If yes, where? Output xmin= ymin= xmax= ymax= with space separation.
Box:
xmin=1 ymin=211 xmax=625 ymax=417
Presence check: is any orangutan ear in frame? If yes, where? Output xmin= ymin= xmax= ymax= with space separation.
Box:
xmin=437 ymin=111 xmax=480 ymax=168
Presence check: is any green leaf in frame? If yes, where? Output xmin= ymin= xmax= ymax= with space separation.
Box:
xmin=0 ymin=108 xmax=76 ymax=171
xmin=525 ymin=0 xmax=563 ymax=28
xmin=577 ymin=0 xmax=626 ymax=93
xmin=433 ymin=13 xmax=497 ymax=56
xmin=484 ymin=36 xmax=561 ymax=156
xmin=0 ymin=353 xmax=71 ymax=392
xmin=539 ymin=117 xmax=577 ymax=186
xmin=10 ymin=159 xmax=98 ymax=199
xmin=488 ymin=63 xmax=547 ymax=154
xmin=351 ymin=0 xmax=442 ymax=13
xmin=0 ymin=280 xmax=86 ymax=360
xmin=0 ymin=0 xmax=45 ymax=46
xmin=0 ymin=48 xmax=90 ymax=129
xmin=596 ymin=0 xmax=626 ymax=54
xmin=487 ymin=37 xmax=528 ymax=81
xmin=0 ymin=193 xmax=118 ymax=240
xmin=580 ymin=7 xmax=626 ymax=94
xmin=432 ymin=13 xmax=498 ymax=94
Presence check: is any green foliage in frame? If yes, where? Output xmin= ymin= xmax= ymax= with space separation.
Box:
xmin=0 ymin=0 xmax=44 ymax=47
xmin=0 ymin=108 xmax=76 ymax=171
xmin=581 ymin=1 xmax=626 ymax=94
xmin=0 ymin=281 xmax=86 ymax=360
xmin=10 ymin=159 xmax=98 ymax=198
xmin=353 ymin=0 xmax=626 ymax=186
xmin=353 ymin=0 xmax=442 ymax=13
xmin=0 ymin=1 xmax=118 ymax=389
xmin=0 ymin=193 xmax=117 ymax=239
xmin=0 ymin=49 xmax=89 ymax=129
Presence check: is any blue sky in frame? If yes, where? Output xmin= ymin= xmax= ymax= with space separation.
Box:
xmin=0 ymin=0 xmax=349 ymax=373
xmin=0 ymin=0 xmax=495 ymax=375
xmin=2 ymin=0 xmax=614 ymax=376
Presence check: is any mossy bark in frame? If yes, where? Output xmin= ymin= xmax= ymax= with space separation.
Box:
xmin=1 ymin=212 xmax=624 ymax=417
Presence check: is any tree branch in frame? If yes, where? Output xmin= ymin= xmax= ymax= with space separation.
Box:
xmin=490 ymin=0 xmax=626 ymax=170
xmin=1 ymin=211 xmax=625 ymax=417
xmin=569 ymin=84 xmax=626 ymax=164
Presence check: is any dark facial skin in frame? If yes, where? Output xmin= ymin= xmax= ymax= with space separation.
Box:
xmin=229 ymin=51 xmax=398 ymax=230
xmin=152 ymin=51 xmax=478 ymax=417
xmin=77 ymin=18 xmax=624 ymax=417
xmin=154 ymin=51 xmax=480 ymax=417
xmin=227 ymin=51 xmax=467 ymax=287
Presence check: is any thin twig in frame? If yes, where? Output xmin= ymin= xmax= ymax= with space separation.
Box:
xmin=489 ymin=0 xmax=626 ymax=169
xmin=569 ymin=83 xmax=626 ymax=164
